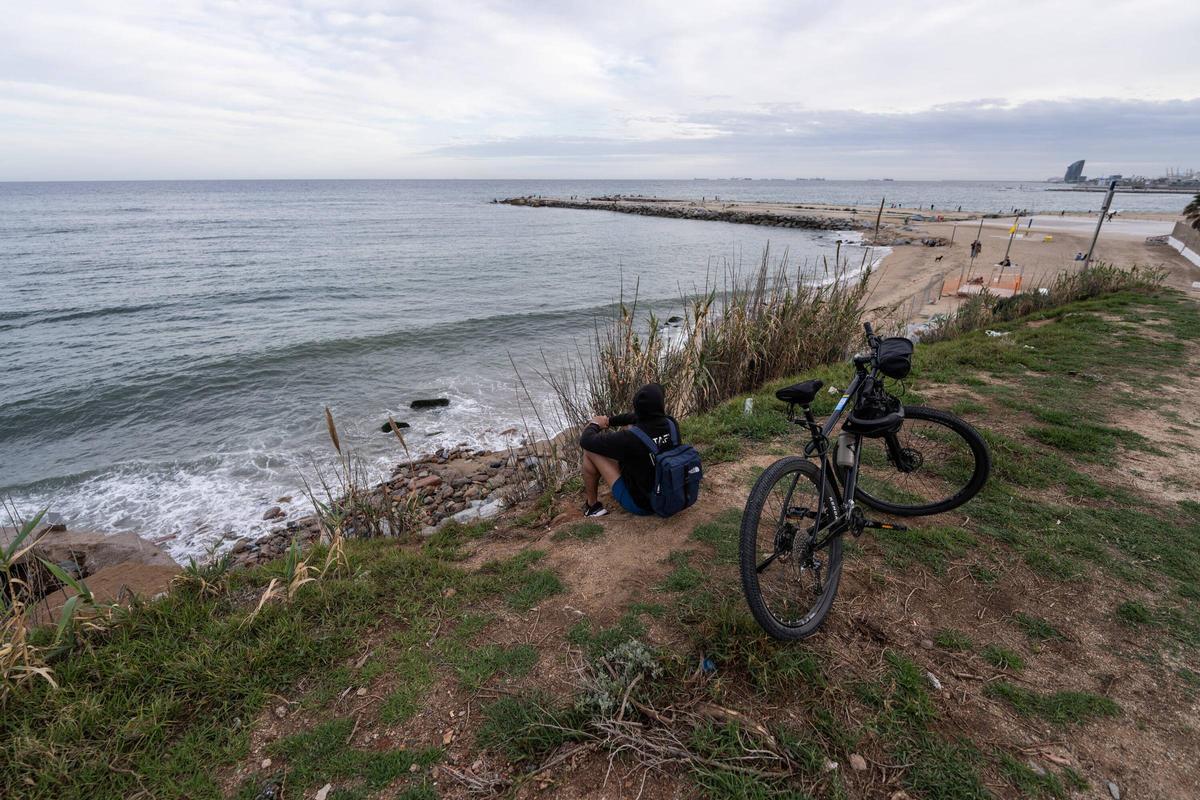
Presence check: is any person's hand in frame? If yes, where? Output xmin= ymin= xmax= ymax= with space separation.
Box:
xmin=590 ymin=415 xmax=609 ymax=429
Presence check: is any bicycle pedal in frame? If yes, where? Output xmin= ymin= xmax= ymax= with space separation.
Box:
xmin=862 ymin=520 xmax=908 ymax=532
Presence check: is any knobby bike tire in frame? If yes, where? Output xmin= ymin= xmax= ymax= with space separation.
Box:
xmin=740 ymin=456 xmax=844 ymax=640
xmin=854 ymin=405 xmax=991 ymax=517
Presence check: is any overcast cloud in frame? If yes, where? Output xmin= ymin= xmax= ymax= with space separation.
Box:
xmin=2 ymin=0 xmax=1198 ymax=180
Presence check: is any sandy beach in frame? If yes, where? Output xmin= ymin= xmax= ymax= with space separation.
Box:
xmin=503 ymin=195 xmax=1200 ymax=326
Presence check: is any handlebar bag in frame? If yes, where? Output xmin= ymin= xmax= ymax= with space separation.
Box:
xmin=875 ymin=337 xmax=914 ymax=380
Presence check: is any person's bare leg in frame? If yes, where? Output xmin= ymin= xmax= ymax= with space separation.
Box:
xmin=582 ymin=450 xmax=600 ymax=505
xmin=582 ymin=451 xmax=621 ymax=505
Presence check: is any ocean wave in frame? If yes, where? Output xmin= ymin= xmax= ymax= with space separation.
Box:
xmin=2 ymin=381 xmax=542 ymax=561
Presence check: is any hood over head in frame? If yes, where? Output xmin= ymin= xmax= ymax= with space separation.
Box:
xmin=633 ymin=383 xmax=666 ymax=420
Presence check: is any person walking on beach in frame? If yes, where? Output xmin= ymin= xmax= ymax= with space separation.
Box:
xmin=579 ymin=383 xmax=678 ymax=517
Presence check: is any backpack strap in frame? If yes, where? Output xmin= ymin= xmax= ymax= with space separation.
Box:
xmin=666 ymin=418 xmax=680 ymax=447
xmin=627 ymin=425 xmax=660 ymax=462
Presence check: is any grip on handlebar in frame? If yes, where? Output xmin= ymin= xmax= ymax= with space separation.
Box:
xmin=863 ymin=322 xmax=875 ymax=337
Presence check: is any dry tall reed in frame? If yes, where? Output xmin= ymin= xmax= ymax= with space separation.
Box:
xmin=544 ymin=247 xmax=871 ymax=423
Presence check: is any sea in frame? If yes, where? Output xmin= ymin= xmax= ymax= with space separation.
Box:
xmin=0 ymin=180 xmax=1189 ymax=559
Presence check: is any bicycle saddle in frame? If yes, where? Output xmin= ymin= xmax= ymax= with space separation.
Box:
xmin=775 ymin=379 xmax=823 ymax=406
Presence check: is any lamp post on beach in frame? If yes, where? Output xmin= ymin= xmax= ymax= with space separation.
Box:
xmin=1084 ymin=180 xmax=1118 ymax=266
xmin=1002 ymin=214 xmax=1020 ymax=264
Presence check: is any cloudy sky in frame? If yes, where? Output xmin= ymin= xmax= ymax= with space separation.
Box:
xmin=2 ymin=0 xmax=1198 ymax=181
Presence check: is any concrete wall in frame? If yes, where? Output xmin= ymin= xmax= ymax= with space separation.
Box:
xmin=1172 ymin=220 xmax=1200 ymax=253
xmin=1169 ymin=220 xmax=1200 ymax=268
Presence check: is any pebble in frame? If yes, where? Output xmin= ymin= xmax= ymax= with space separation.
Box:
xmin=1107 ymin=781 xmax=1120 ymax=800
xmin=260 ymin=758 xmax=272 ymax=769
xmin=273 ymin=704 xmax=287 ymax=719
xmin=925 ymin=671 xmax=943 ymax=691
xmin=920 ymin=638 xmax=934 ymax=649
xmin=849 ymin=753 xmax=868 ymax=771
xmin=1027 ymin=761 xmax=1046 ymax=777
xmin=822 ymin=759 xmax=838 ymax=772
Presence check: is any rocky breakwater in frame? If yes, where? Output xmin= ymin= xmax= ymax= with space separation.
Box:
xmin=230 ymin=441 xmax=566 ymax=568
xmin=499 ymin=196 xmax=858 ymax=231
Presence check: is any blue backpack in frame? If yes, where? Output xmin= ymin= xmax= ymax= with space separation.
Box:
xmin=629 ymin=419 xmax=703 ymax=517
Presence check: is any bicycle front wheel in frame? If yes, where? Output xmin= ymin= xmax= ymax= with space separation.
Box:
xmin=740 ymin=457 xmax=843 ymax=640
xmin=854 ymin=405 xmax=990 ymax=517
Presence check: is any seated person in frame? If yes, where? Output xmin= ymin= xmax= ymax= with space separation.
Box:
xmin=579 ymin=383 xmax=676 ymax=517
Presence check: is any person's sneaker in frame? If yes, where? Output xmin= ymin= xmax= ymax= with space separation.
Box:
xmin=583 ymin=502 xmax=608 ymax=517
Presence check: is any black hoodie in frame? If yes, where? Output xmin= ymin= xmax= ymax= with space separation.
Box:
xmin=579 ymin=383 xmax=678 ymax=511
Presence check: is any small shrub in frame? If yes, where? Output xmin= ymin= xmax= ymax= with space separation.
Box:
xmin=981 ymin=644 xmax=1024 ymax=671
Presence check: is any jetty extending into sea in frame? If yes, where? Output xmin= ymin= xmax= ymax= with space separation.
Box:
xmin=498 ymin=195 xmax=859 ymax=231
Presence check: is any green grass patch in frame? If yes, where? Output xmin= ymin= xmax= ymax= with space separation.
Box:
xmin=1010 ymin=612 xmax=1065 ymax=643
xmin=985 ymin=682 xmax=1119 ymax=725
xmin=997 ymin=751 xmax=1070 ymax=798
xmin=876 ymin=525 xmax=976 ymax=574
xmin=690 ymin=508 xmax=743 ymax=564
xmin=551 ymin=520 xmax=605 ymax=542
xmin=981 ymin=644 xmax=1024 ymax=671
xmin=476 ymin=549 xmax=565 ymax=611
xmin=266 ymin=717 xmax=440 ymax=796
xmin=661 ymin=551 xmax=705 ymax=592
xmin=476 ymin=692 xmax=585 ymax=763
xmin=422 ymin=519 xmax=493 ymax=560
xmin=934 ymin=629 xmax=974 ymax=652
xmin=1116 ymin=600 xmax=1153 ymax=626
xmin=1 ymin=539 xmax=479 ymax=800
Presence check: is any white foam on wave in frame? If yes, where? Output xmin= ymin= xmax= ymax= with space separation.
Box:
xmin=10 ymin=456 xmax=315 ymax=562
xmin=8 ymin=381 xmax=563 ymax=562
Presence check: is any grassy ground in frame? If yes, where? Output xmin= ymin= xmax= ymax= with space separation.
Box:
xmin=4 ymin=287 xmax=1199 ymax=799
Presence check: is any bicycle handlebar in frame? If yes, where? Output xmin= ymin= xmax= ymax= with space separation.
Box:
xmin=862 ymin=321 xmax=880 ymax=350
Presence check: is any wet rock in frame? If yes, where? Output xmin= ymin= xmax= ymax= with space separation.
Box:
xmin=230 ymin=538 xmax=252 ymax=554
xmin=41 ymin=512 xmax=67 ymax=532
xmin=412 ymin=475 xmax=442 ymax=490
xmin=262 ymin=506 xmax=284 ymax=521
xmin=410 ymin=398 xmax=450 ymax=409
xmin=276 ymin=496 xmax=292 ymax=504
xmin=380 ymin=420 xmax=411 ymax=432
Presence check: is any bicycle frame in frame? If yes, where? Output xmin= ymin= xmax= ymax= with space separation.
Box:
xmin=786 ymin=357 xmax=897 ymax=552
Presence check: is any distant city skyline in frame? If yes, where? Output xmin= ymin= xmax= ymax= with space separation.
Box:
xmin=2 ymin=1 xmax=1198 ymax=181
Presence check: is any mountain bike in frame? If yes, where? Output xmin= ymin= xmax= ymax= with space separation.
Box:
xmin=739 ymin=323 xmax=991 ymax=639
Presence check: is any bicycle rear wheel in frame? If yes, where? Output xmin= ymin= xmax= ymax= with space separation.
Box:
xmin=740 ymin=457 xmax=843 ymax=640
xmin=854 ymin=405 xmax=990 ymax=517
